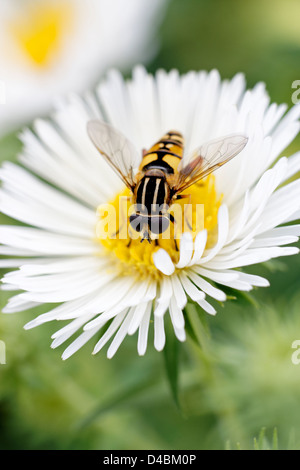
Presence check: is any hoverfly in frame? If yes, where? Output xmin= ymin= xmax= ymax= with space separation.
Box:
xmin=87 ymin=120 xmax=248 ymax=243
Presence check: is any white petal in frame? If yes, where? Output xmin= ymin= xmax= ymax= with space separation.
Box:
xmin=176 ymin=232 xmax=194 ymax=268
xmin=128 ymin=302 xmax=151 ymax=336
xmin=154 ymin=315 xmax=166 ymax=351
xmin=92 ymin=310 xmax=128 ymax=355
xmin=137 ymin=303 xmax=152 ymax=356
xmin=178 ymin=272 xmax=205 ymax=302
xmin=188 ymin=230 xmax=207 ymax=266
xmin=153 ymin=249 xmax=175 ymax=275
xmin=51 ymin=312 xmax=96 ymax=349
xmin=169 ymin=297 xmax=185 ymax=330
xmin=173 ymin=326 xmax=186 ymax=342
xmin=107 ymin=310 xmax=134 ymax=359
xmin=170 ymin=275 xmax=188 ymax=310
xmin=188 ymin=271 xmax=226 ymax=301
xmin=154 ymin=299 xmax=170 ymax=318
xmin=62 ymin=327 xmax=100 ymax=360
xmin=197 ymin=299 xmax=216 ymax=316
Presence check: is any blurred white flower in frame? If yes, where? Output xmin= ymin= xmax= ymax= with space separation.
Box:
xmin=1 ymin=67 xmax=300 ymax=358
xmin=0 ymin=0 xmax=166 ymax=136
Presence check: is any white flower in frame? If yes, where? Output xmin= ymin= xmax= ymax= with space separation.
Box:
xmin=1 ymin=66 xmax=300 ymax=359
xmin=0 ymin=0 xmax=165 ymax=136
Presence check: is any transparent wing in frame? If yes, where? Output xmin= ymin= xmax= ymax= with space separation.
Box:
xmin=87 ymin=120 xmax=140 ymax=190
xmin=172 ymin=134 xmax=248 ymax=194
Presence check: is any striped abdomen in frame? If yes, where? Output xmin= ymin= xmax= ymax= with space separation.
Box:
xmin=135 ymin=174 xmax=168 ymax=214
xmin=139 ymin=131 xmax=184 ymax=174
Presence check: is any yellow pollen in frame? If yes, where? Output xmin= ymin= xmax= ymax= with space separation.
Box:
xmin=9 ymin=1 xmax=73 ymax=67
xmin=96 ymin=175 xmax=222 ymax=281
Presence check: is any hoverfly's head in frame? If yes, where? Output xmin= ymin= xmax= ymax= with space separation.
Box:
xmin=129 ymin=213 xmax=170 ymax=242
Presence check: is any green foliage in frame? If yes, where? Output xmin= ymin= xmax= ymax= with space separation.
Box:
xmin=226 ymin=428 xmax=278 ymax=450
xmin=0 ymin=131 xmax=22 ymax=164
xmin=163 ymin=321 xmax=182 ymax=411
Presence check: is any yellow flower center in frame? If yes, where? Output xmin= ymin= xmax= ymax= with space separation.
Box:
xmin=96 ymin=175 xmax=222 ymax=281
xmin=9 ymin=1 xmax=73 ymax=67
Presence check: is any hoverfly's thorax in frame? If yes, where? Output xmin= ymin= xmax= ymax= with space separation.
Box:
xmin=135 ymin=175 xmax=169 ymax=215
xmin=139 ymin=131 xmax=184 ymax=175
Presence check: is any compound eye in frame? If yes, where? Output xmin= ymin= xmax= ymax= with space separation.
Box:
xmin=149 ymin=216 xmax=170 ymax=235
xmin=129 ymin=214 xmax=144 ymax=232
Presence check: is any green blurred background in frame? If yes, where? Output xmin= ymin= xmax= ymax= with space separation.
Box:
xmin=1 ymin=0 xmax=300 ymax=450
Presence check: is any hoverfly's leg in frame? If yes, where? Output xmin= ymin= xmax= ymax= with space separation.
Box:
xmin=126 ymin=196 xmax=141 ymax=246
xmin=112 ymin=196 xmax=131 ymax=239
xmin=168 ymin=213 xmax=179 ymax=252
xmin=184 ymin=209 xmax=193 ymax=232
xmin=176 ymin=194 xmax=194 ymax=233
xmin=175 ymin=194 xmax=191 ymax=202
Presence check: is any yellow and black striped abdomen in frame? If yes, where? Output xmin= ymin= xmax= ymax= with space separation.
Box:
xmin=139 ymin=131 xmax=184 ymax=175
